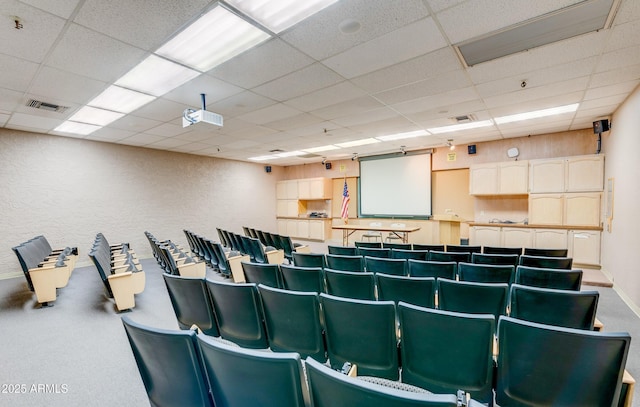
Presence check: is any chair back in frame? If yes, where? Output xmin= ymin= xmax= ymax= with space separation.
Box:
xmin=163 ymin=274 xmax=219 ymax=336
xmin=412 ymin=244 xmax=445 ymax=251
xmin=437 ymin=278 xmax=508 ymax=319
xmin=280 ymin=265 xmax=325 ymax=293
xmin=523 ymin=247 xmax=568 ymax=257
xmin=121 ymin=316 xmax=212 ymax=407
xmin=241 ymin=262 xmax=282 ymax=288
xmin=305 ymin=358 xmax=458 ymax=407
xmin=327 ymin=245 xmax=358 ymax=256
xmin=210 ymin=242 xmax=231 ymax=277
xmin=495 ymin=316 xmax=630 ymax=407
xmin=357 ymin=247 xmax=391 ymax=258
xmin=519 ymin=254 xmax=573 ymax=269
xmin=376 ymin=274 xmax=435 ymax=308
xmin=483 ymin=246 xmax=523 ymax=255
xmin=320 ymin=293 xmax=399 ymax=380
xmin=355 ymin=241 xmax=382 ymax=248
xmin=509 ymin=284 xmax=599 ymax=330
xmin=197 ymin=335 xmax=309 ymax=407
xmin=458 ymin=262 xmax=515 ymax=284
xmin=428 ymin=250 xmax=470 ymax=263
xmin=365 ymin=257 xmax=407 ymax=276
xmin=398 ymin=303 xmax=495 ymax=403
xmin=471 ymin=252 xmax=519 ymax=266
xmin=391 ymin=248 xmax=429 ymax=260
xmin=408 ymin=260 xmax=456 ymax=279
xmin=446 ymin=244 xmax=481 ymax=254
xmin=292 ymin=252 xmax=326 ymax=268
xmin=258 ymin=284 xmax=326 ymax=362
xmin=324 ymin=269 xmax=376 ymax=301
xmin=515 ymin=265 xmax=582 ymax=291
xmin=384 ymin=242 xmax=412 ymax=250
xmin=326 ymin=254 xmax=365 ymax=272
xmin=205 ymin=280 xmax=268 ymax=349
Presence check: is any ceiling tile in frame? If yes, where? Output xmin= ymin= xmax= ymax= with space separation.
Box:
xmin=117 ymin=133 xmax=166 ymax=146
xmin=46 ymin=23 xmax=147 ymax=83
xmin=84 ymin=127 xmax=135 ymax=142
xmin=392 ymin=87 xmax=480 ymax=115
xmin=281 ymin=0 xmax=430 ymax=60
xmin=237 ymin=103 xmax=302 ymax=125
xmin=0 ymin=54 xmax=39 ymax=92
xmin=252 ymin=63 xmax=344 ymax=101
xmin=584 ymin=80 xmax=640 ymax=100
xmin=0 ymin=88 xmax=24 ymax=112
xmin=28 ymin=66 xmax=107 ymax=105
xmin=263 ymin=113 xmax=324 ymax=132
xmin=0 ymin=113 xmax=10 ymax=126
xmin=595 ymin=44 xmax=640 ymax=72
xmin=20 ymin=0 xmax=80 ymax=18
xmin=7 ymin=112 xmax=62 ymax=131
xmin=590 ymin=64 xmax=640 ymax=88
xmin=374 ymin=69 xmax=471 ymax=105
xmin=0 ymin=0 xmax=66 ymax=62
xmin=322 ymin=17 xmax=447 ymax=79
xmin=73 ymin=0 xmax=212 ymax=50
xmin=109 ymin=115 xmax=162 ymax=133
xmin=163 ymin=75 xmax=244 ymax=106
xmin=311 ymin=96 xmax=386 ymax=121
xmin=482 ymin=77 xmax=589 ymax=109
xmin=208 ymin=38 xmax=314 ymax=88
xmin=206 ymin=91 xmax=277 ymax=119
xmin=132 ymin=98 xmax=184 ymax=122
xmin=284 ymin=81 xmax=367 ymax=112
xmin=145 ymin=122 xmax=191 ymax=137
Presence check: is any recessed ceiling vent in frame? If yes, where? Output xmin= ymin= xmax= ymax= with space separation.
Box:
xmin=298 ymin=153 xmax=320 ymax=159
xmin=269 ymin=149 xmax=285 ymax=153
xmin=26 ymin=99 xmax=70 ymax=114
xmin=453 ymin=114 xmax=476 ymax=123
xmin=456 ymin=0 xmax=619 ymax=66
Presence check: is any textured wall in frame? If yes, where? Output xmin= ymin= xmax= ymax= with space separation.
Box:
xmin=0 ymin=129 xmax=282 ymax=276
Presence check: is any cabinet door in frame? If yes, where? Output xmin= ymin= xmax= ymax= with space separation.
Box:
xmin=529 ymin=194 xmax=564 ymax=225
xmin=469 ymin=226 xmax=501 ymax=247
xmin=277 ymin=219 xmax=287 ymax=235
xmin=564 ymin=193 xmax=601 ymax=227
xmin=469 ymin=164 xmax=498 ymax=195
xmin=502 ymin=228 xmax=533 ymax=248
xmin=533 ymin=229 xmax=568 ymax=250
xmin=566 ymin=155 xmax=604 ymax=192
xmin=499 ymin=161 xmax=529 ymax=194
xmin=276 ymin=181 xmax=288 ymax=199
xmin=308 ymin=220 xmax=325 ymax=240
xmin=529 ymin=159 xmax=565 ymax=193
xmin=285 ymin=180 xmax=299 ymax=199
xmin=309 ymin=178 xmax=330 ymax=199
xmin=276 ymin=200 xmax=288 ymax=217
xmin=568 ymin=230 xmax=601 ymax=265
xmin=286 ymin=200 xmax=300 ymax=217
xmin=298 ymin=179 xmax=311 ymax=199
xmin=286 ymin=220 xmax=299 ymax=237
xmin=297 ymin=220 xmax=309 ymax=239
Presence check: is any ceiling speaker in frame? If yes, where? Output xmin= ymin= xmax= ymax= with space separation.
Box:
xmin=467 ymin=144 xmax=476 ymax=154
xmin=264 ymin=165 xmax=272 ymax=173
xmin=325 ymin=162 xmax=332 ymax=170
xmin=593 ymin=119 xmax=609 ymax=134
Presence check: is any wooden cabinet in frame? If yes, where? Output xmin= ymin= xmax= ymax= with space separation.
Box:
xmin=502 ymin=227 xmax=533 ymax=248
xmin=276 ymin=180 xmax=298 ymax=199
xmin=469 ymin=164 xmax=499 ymax=195
xmin=564 ymin=193 xmax=601 ymax=227
xmin=469 ymin=160 xmax=528 ymax=195
xmin=277 ymin=177 xmax=332 ymax=241
xmin=276 ymin=200 xmax=300 ymax=217
xmin=568 ymin=230 xmax=601 ymax=265
xmin=529 ymin=155 xmax=604 ymax=193
xmin=298 ymin=177 xmax=332 ymax=199
xmin=532 ymin=229 xmax=568 ymax=249
xmin=529 ymin=158 xmax=565 ymax=193
xmin=529 ymin=194 xmax=564 ymax=225
xmin=470 ymin=226 xmax=533 ymax=248
xmin=469 ymin=226 xmax=501 ymax=247
xmin=309 ymin=220 xmax=331 ymax=240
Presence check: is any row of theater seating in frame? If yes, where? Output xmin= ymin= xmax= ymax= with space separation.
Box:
xmin=122 ymin=314 xmax=483 ymax=407
xmin=215 ymin=227 xmax=285 ymax=265
xmin=154 ymin=276 xmax=633 ymax=406
xmin=349 ymin=241 xmax=569 ymax=258
xmin=11 ymin=235 xmax=78 ymax=306
xmin=88 ymin=233 xmax=145 ymax=311
xmin=239 ymin=226 xmax=311 ymax=262
xmin=183 ymin=229 xmax=253 ymax=282
xmin=145 ymin=231 xmax=206 ymax=278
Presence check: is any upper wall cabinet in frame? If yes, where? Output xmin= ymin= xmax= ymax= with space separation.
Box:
xmin=529 ymin=155 xmax=604 ymax=193
xmin=298 ymin=177 xmax=332 ymax=200
xmin=469 ymin=160 xmax=528 ymax=195
xmin=276 ymin=180 xmax=299 ymax=200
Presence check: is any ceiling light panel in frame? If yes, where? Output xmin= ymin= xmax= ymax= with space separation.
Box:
xmin=376 ymin=129 xmax=430 ymax=141
xmin=227 ymin=0 xmax=339 ymax=33
xmin=88 ymin=86 xmax=156 ymax=114
xmin=495 ymin=103 xmax=579 ymax=124
xmin=302 ymin=145 xmax=340 ymax=153
xmin=54 ymin=121 xmax=102 ymax=136
xmin=156 ymin=5 xmax=271 ymax=71
xmin=335 ymin=138 xmax=381 ymax=148
xmin=68 ymin=106 xmax=125 ymax=126
xmin=428 ymin=120 xmax=494 ymax=134
xmin=115 ymin=55 xmax=200 ymax=97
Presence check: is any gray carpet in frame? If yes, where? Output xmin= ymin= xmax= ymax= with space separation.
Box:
xmin=1 ymin=256 xmax=639 ymax=406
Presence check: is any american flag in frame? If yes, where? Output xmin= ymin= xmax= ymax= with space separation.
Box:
xmin=341 ymin=179 xmax=350 ymax=221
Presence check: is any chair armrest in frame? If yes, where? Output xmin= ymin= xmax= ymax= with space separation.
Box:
xmin=594 ymin=318 xmax=604 ymax=331
xmin=621 ymin=370 xmax=635 ymax=407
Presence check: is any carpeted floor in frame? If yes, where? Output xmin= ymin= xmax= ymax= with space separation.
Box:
xmin=1 ymin=249 xmax=639 ymax=406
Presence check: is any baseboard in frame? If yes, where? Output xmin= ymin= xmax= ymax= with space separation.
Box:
xmin=0 ymin=272 xmax=23 ymax=280
xmin=613 ymin=283 xmax=640 ymax=319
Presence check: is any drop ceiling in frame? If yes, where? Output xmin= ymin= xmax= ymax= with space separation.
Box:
xmin=1 ymin=0 xmax=639 ymax=166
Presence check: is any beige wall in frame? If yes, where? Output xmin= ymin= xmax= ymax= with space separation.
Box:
xmin=602 ymin=84 xmax=640 ymax=311
xmin=0 ymin=129 xmax=281 ymax=276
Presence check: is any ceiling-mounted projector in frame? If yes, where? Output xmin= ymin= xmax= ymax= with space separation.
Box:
xmin=182 ymin=93 xmax=223 ymax=128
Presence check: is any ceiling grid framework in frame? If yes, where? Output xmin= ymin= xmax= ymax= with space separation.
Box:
xmin=0 ymin=0 xmax=638 ymax=164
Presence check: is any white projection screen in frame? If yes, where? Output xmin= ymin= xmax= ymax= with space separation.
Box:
xmin=359 ymin=153 xmax=432 ymax=218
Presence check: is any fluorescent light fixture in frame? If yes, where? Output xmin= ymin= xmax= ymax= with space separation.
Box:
xmin=54 ymin=121 xmax=102 ymax=136
xmin=156 ymin=5 xmax=270 ymax=71
xmin=495 ymin=103 xmax=579 ymax=124
xmin=376 ymin=130 xmax=429 ymax=141
xmin=227 ymin=0 xmax=338 ymax=33
xmin=428 ymin=120 xmax=494 ymax=134
xmin=248 ymin=154 xmax=278 ymax=161
xmin=336 ymin=138 xmax=381 ymax=148
xmin=68 ymin=106 xmax=125 ymax=126
xmin=276 ymin=150 xmax=305 ymax=157
xmin=88 ymin=86 xmax=156 ymax=114
xmin=115 ymin=55 xmax=200 ymax=97
xmin=302 ymin=145 xmax=340 ymax=153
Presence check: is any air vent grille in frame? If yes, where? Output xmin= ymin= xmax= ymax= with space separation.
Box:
xmin=26 ymin=99 xmax=69 ymax=113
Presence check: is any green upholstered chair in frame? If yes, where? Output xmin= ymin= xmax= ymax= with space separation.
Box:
xmin=324 ymin=269 xmax=376 ymax=301
xmin=280 ymin=264 xmax=325 ymax=293
xmin=407 ymin=260 xmax=456 ymax=279
xmin=357 ymin=247 xmax=391 ymax=258
xmin=258 ymin=284 xmax=326 ymax=362
xmin=519 ymin=254 xmax=573 ymax=269
xmin=471 ymin=252 xmax=519 ymax=266
xmin=197 ymin=335 xmax=309 ymax=407
xmin=509 ymin=284 xmax=599 ymax=330
xmin=383 ymin=242 xmax=412 ymax=250
xmin=446 ymin=244 xmax=481 ymax=254
xmin=398 ymin=303 xmax=496 ymax=403
xmin=523 ymin=247 xmax=568 ymax=257
xmin=391 ymin=249 xmax=429 ymax=261
xmin=292 ymin=252 xmax=326 ymax=268
xmin=457 ymin=262 xmax=515 ymax=284
xmin=241 ymin=261 xmax=282 ymax=288
xmin=365 ymin=257 xmax=407 ymax=276
xmin=163 ymin=274 xmax=219 ymax=336
xmin=437 ymin=278 xmax=509 ymax=320
xmin=514 ymin=265 xmax=583 ymax=291
xmin=328 ymin=245 xmax=358 ymax=255
xmin=482 ymin=246 xmax=523 ymax=255
xmin=205 ymin=280 xmax=267 ymax=349
xmin=375 ymin=273 xmax=435 ymax=308
xmin=326 ymin=254 xmax=365 ymax=272
xmin=412 ymin=244 xmax=445 ymax=251
xmin=428 ymin=250 xmax=470 ymax=263
xmin=320 ymin=293 xmax=399 ymax=380
xmin=355 ymin=241 xmax=383 ymax=248
xmin=495 ymin=316 xmax=630 ymax=407
xmin=121 ymin=316 xmax=213 ymax=407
